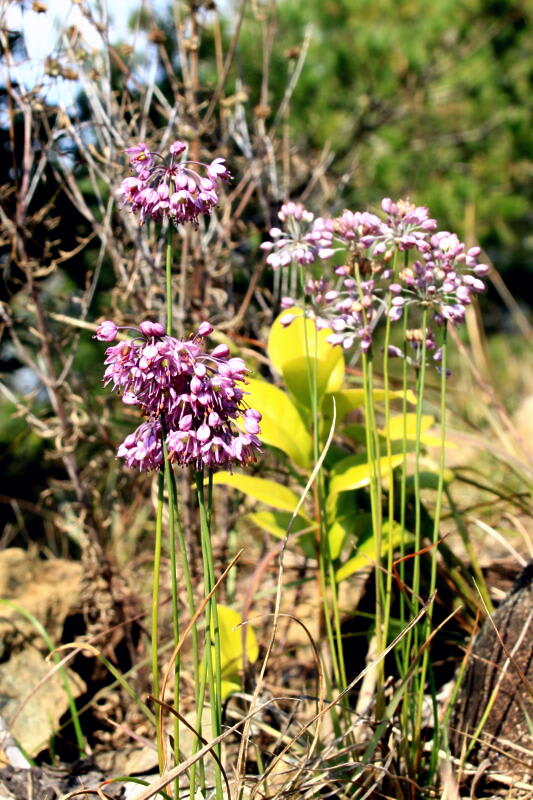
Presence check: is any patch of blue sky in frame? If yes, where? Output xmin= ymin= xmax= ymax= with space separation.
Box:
xmin=2 ymin=0 xmax=170 ymax=110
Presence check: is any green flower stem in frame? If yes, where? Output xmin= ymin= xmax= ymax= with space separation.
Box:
xmin=415 ymin=323 xmax=448 ymax=767
xmin=412 ymin=309 xmax=429 ymax=607
xmin=164 ymin=464 xmax=202 ymax=800
xmin=353 ymin=261 xmax=384 ymax=711
xmin=207 ymin=471 xmax=222 ymax=717
xmin=398 ymin=307 xmax=412 ymax=763
xmin=167 ymin=465 xmax=201 ymax=688
xmin=381 ymin=299 xmax=395 ymax=661
xmin=398 ymin=248 xmax=411 ymax=643
xmin=160 ymin=433 xmax=180 ymax=781
xmin=163 ymin=231 xmax=181 ymax=794
xmin=430 ymin=324 xmax=448 ymax=596
xmin=195 ymin=470 xmax=223 ymax=800
xmin=398 ymin=252 xmax=411 ymax=630
xmin=411 ymin=307 xmax=429 ymax=752
xmin=153 ymin=471 xmax=165 ymax=771
xmin=166 ymin=227 xmax=173 ymax=335
xmin=361 ymin=348 xmax=385 ymax=708
xmin=381 ymin=250 xmax=400 ymax=662
xmin=399 ymin=307 xmax=410 ymax=619
xmin=192 ymin=648 xmax=208 ymax=795
xmin=297 ymin=266 xmax=346 ymax=712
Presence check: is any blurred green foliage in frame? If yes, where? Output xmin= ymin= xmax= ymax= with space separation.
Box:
xmin=235 ymin=0 xmax=532 ymax=287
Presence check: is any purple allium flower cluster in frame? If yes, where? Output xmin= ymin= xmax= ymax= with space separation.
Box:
xmin=117 ymin=140 xmax=232 ymax=227
xmin=368 ymin=198 xmax=437 ymax=255
xmin=391 ymin=232 xmax=489 ymax=327
xmin=320 ymin=278 xmax=377 ymax=353
xmin=260 ymin=202 xmax=335 ymax=269
xmin=281 ymin=274 xmax=379 ymax=353
xmin=264 ymin=197 xmax=489 ymax=359
xmin=95 ymin=320 xmax=261 ymax=472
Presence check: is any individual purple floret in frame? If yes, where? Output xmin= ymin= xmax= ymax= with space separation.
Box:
xmin=117 ymin=139 xmax=232 ymax=227
xmin=95 ymin=320 xmax=261 ymax=472
xmin=95 ymin=320 xmax=119 ymax=341
xmin=124 ymin=142 xmax=153 ymax=173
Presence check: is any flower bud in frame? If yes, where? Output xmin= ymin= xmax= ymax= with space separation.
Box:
xmin=139 ymin=320 xmax=165 ymax=337
xmin=280 ymin=313 xmax=296 ymax=327
xmin=196 ymin=321 xmax=214 ymax=337
xmin=170 ymin=140 xmax=187 ymax=156
xmin=95 ymin=320 xmax=118 ymax=341
xmin=210 ymin=343 xmax=230 ymax=358
xmin=388 ymin=346 xmax=403 ymax=358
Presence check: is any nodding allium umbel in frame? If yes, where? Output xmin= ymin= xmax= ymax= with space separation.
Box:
xmin=95 ymin=321 xmax=261 ymax=472
xmin=117 ymin=140 xmax=232 ymax=226
xmin=263 ymin=198 xmax=490 ymax=360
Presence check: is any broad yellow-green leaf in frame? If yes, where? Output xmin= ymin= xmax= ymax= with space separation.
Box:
xmin=246 ymin=511 xmax=317 ymax=557
xmin=379 ymin=414 xmax=457 ymax=449
xmin=328 ymin=452 xmax=404 ymax=498
xmin=245 ymin=510 xmax=314 ymax=537
xmin=381 ymin=413 xmax=433 ymax=439
xmin=245 ymin=378 xmax=313 ymax=468
xmin=336 ymin=523 xmax=412 ymax=582
xmin=405 ymin=471 xmax=454 ymax=490
xmin=221 ymin=678 xmax=241 ymax=697
xmin=326 ymin=495 xmax=370 ymax=560
xmin=327 ymin=492 xmax=366 ymax=561
xmin=214 ymin=605 xmax=258 ymax=698
xmin=404 ymin=457 xmax=455 ymax=488
xmin=213 ymin=472 xmax=300 ymax=512
xmin=324 ymin=388 xmax=417 ymax=425
xmin=267 ymin=309 xmax=344 ymax=408
xmin=328 ymin=518 xmax=348 ymax=561
xmin=341 ymin=423 xmax=368 ymax=446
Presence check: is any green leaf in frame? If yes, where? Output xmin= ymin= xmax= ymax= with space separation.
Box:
xmin=404 ymin=457 xmax=455 ymax=488
xmin=246 ymin=509 xmax=314 ymax=536
xmin=327 ymin=502 xmax=374 ymax=560
xmin=381 ymin=413 xmax=433 ymax=439
xmin=267 ymin=309 xmax=344 ymax=409
xmin=379 ymin=414 xmax=457 ymax=449
xmin=328 ymin=517 xmax=351 ymax=560
xmin=221 ymin=678 xmax=241 ymax=697
xmin=246 ymin=510 xmax=317 ymax=557
xmin=328 ymin=452 xmax=404 ymax=497
xmin=341 ymin=423 xmax=368 ymax=446
xmin=323 ymin=388 xmax=417 ymax=425
xmin=213 ymin=472 xmax=301 ymax=512
xmin=214 ymin=604 xmax=258 ymax=698
xmin=245 ymin=378 xmax=313 ymax=468
xmin=326 ymin=494 xmax=362 ymax=560
xmin=336 ymin=523 xmax=412 ymax=582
